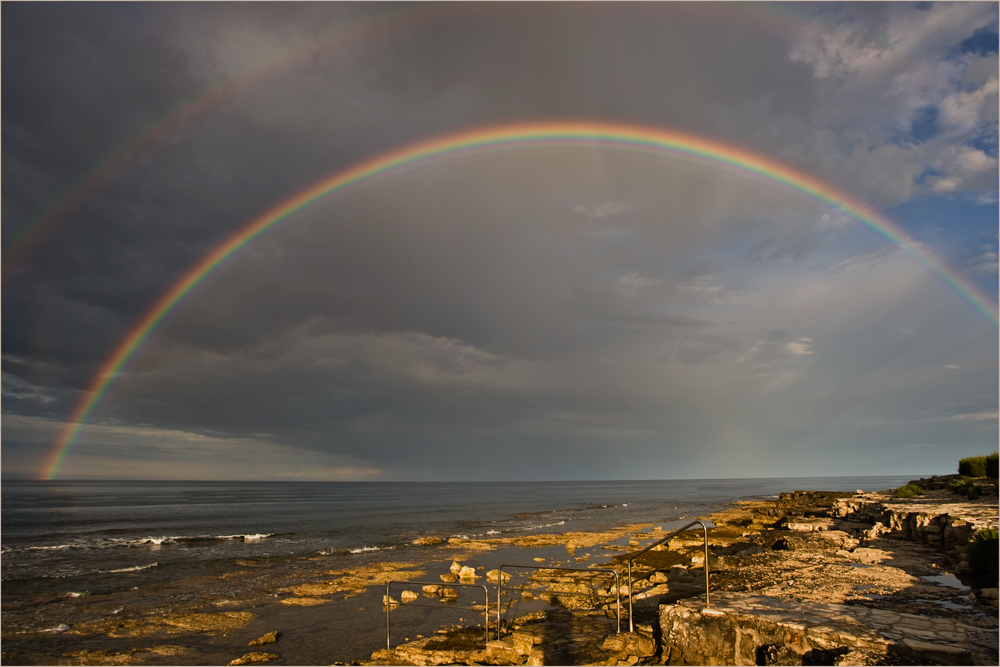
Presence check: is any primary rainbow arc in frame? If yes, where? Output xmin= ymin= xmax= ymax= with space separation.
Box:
xmin=39 ymin=120 xmax=1000 ymax=480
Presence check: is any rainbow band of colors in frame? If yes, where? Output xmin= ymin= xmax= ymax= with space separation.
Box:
xmin=39 ymin=120 xmax=1000 ymax=480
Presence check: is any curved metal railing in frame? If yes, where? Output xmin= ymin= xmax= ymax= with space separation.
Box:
xmin=496 ymin=564 xmax=621 ymax=638
xmin=384 ymin=580 xmax=490 ymax=649
xmin=624 ymin=520 xmax=710 ymax=631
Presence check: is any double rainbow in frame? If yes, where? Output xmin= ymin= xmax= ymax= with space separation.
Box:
xmin=5 ymin=1 xmax=853 ymax=269
xmin=39 ymin=120 xmax=999 ymax=480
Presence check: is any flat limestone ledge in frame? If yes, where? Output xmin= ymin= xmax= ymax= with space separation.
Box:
xmin=659 ymin=592 xmax=998 ymax=666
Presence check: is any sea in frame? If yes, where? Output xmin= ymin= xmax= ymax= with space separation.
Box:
xmin=2 ymin=476 xmax=916 ymax=595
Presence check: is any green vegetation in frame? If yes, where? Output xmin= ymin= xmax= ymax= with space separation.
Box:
xmin=949 ymin=477 xmax=987 ymax=499
xmin=893 ymin=483 xmax=925 ymax=499
xmin=968 ymin=527 xmax=999 ymax=585
xmin=987 ymin=452 xmax=998 ymax=478
xmin=958 ymin=452 xmax=998 ymax=478
xmin=950 ymin=477 xmax=973 ymax=493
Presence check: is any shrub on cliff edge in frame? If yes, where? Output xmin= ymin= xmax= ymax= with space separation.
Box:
xmin=986 ymin=452 xmax=998 ymax=478
xmin=968 ymin=527 xmax=999 ymax=585
xmin=893 ymin=484 xmax=924 ymax=498
xmin=958 ymin=456 xmax=988 ymax=477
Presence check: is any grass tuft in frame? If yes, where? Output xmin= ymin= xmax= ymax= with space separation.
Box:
xmin=893 ymin=484 xmax=924 ymax=499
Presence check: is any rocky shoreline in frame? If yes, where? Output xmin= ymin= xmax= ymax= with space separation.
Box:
xmin=373 ymin=483 xmax=998 ymax=666
xmin=3 ymin=480 xmax=996 ymax=666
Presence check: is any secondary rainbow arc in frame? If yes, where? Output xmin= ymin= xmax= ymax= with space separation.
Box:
xmin=4 ymin=1 xmax=892 ymax=270
xmin=39 ymin=120 xmax=1000 ymax=480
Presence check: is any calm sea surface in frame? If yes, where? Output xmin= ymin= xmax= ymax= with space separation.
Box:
xmin=2 ymin=476 xmax=914 ymax=590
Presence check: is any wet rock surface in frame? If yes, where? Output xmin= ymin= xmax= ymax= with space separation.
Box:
xmin=656 ymin=488 xmax=998 ymax=665
xmin=373 ymin=487 xmax=997 ymax=665
xmin=4 ymin=485 xmax=995 ymax=665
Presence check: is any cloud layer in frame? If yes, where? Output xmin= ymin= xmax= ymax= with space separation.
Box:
xmin=3 ymin=3 xmax=996 ymax=480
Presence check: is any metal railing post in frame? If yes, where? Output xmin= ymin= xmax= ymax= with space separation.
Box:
xmin=385 ymin=582 xmax=391 ymax=649
xmin=625 ymin=520 xmax=712 ymax=632
xmin=384 ymin=580 xmax=490 ymax=650
xmin=497 ymin=564 xmax=621 ymax=638
xmin=702 ymin=522 xmax=710 ymax=607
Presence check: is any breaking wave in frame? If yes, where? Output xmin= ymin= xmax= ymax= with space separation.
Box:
xmin=348 ymin=545 xmax=395 ymax=554
xmin=102 ymin=562 xmax=158 ymax=574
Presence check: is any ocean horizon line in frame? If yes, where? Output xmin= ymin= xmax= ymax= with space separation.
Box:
xmin=3 ymin=473 xmax=928 ymax=484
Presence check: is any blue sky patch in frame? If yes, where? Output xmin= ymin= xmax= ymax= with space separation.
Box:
xmin=909 ymin=105 xmax=940 ymax=143
xmin=957 ymin=24 xmax=998 ymax=56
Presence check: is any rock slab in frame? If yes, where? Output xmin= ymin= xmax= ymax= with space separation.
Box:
xmin=660 ymin=592 xmax=997 ymax=665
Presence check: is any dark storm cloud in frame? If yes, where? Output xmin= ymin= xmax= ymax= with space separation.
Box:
xmin=2 ymin=3 xmax=996 ymax=480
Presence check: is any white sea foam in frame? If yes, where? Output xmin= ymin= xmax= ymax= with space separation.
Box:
xmin=102 ymin=562 xmax=158 ymax=574
xmin=524 ymin=520 xmax=565 ymax=530
xmin=216 ymin=534 xmax=272 ymax=541
xmin=65 ymin=591 xmax=87 ymax=598
xmin=485 ymin=530 xmax=501 ymax=535
xmin=23 ymin=544 xmax=75 ymax=551
xmin=42 ymin=624 xmax=70 ymax=633
xmin=348 ymin=545 xmax=393 ymax=554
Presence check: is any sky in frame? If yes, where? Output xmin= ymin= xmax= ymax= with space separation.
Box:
xmin=2 ymin=2 xmax=997 ymax=482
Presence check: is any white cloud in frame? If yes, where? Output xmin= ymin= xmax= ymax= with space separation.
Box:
xmin=571 ymin=202 xmax=629 ymax=218
xmin=1 ymin=371 xmax=57 ymax=402
xmin=965 ymin=249 xmax=999 ymax=277
xmin=1 ymin=414 xmax=387 ymax=480
xmin=618 ymin=272 xmax=662 ymax=290
xmin=938 ymin=76 xmax=999 ymax=138
xmin=780 ymin=3 xmax=999 ymax=205
xmin=829 ymin=247 xmax=894 ymax=277
xmin=944 ymin=410 xmax=998 ymax=422
xmin=677 ymin=274 xmax=724 ymax=296
xmin=786 ymin=338 xmax=815 ymax=356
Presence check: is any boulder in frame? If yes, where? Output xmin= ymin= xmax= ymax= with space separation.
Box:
xmin=440 ymin=587 xmax=459 ymax=598
xmin=649 ymin=571 xmax=669 ymax=584
xmin=458 ymin=566 xmax=477 ymax=579
xmin=400 ymin=590 xmax=419 ymax=603
xmin=439 ymin=573 xmax=458 ymax=583
xmin=449 ymin=561 xmax=463 ymax=574
xmin=601 ymin=631 xmax=657 ymax=657
xmin=421 ymin=584 xmax=441 ymax=595
xmin=486 ymin=639 xmax=520 ymax=663
xmin=248 ymin=631 xmax=280 ymax=646
xmin=512 ymin=631 xmax=542 ymax=655
xmin=228 ymin=652 xmax=278 ymax=665
xmin=634 ymin=583 xmax=670 ymax=600
xmin=486 ymin=569 xmax=512 ymax=583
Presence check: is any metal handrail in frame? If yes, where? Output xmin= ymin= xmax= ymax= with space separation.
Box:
xmin=385 ymin=580 xmax=490 ymax=650
xmin=496 ymin=564 xmax=621 ymax=639
xmin=624 ymin=520 xmax=710 ymax=631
